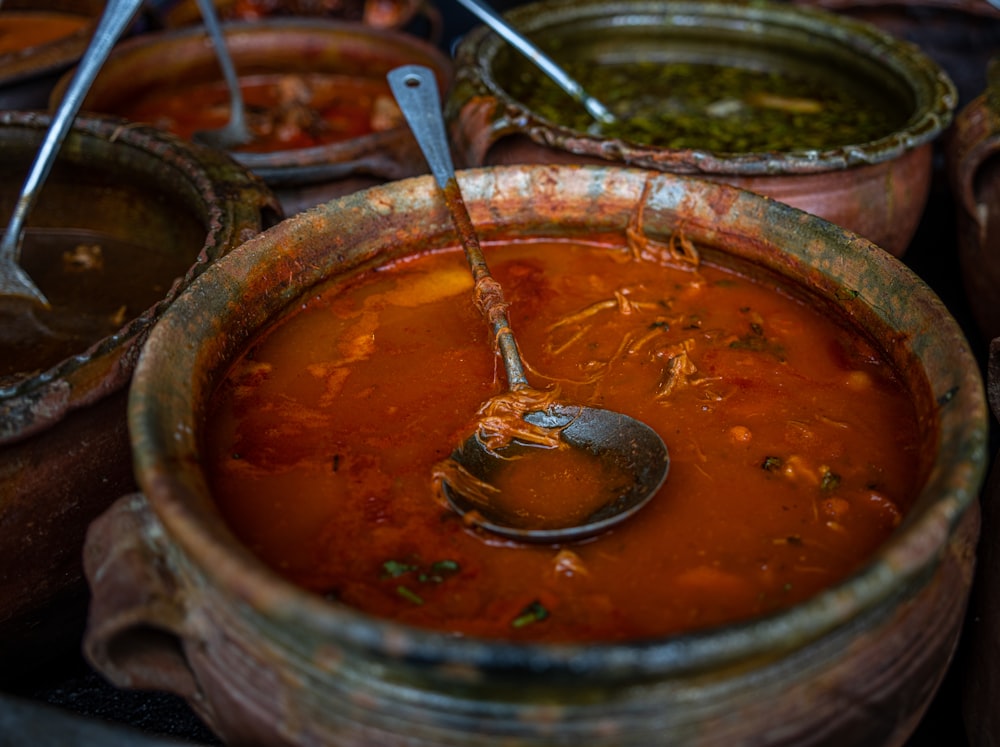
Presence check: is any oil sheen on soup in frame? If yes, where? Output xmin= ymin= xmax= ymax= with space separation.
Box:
xmin=204 ymin=236 xmax=925 ymax=643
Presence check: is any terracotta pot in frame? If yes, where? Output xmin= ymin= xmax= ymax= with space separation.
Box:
xmin=0 ymin=112 xmax=282 ymax=680
xmin=0 ymin=0 xmax=105 ymax=109
xmin=962 ymin=336 xmax=1000 ymax=747
xmin=446 ymin=0 xmax=957 ymax=258
xmin=82 ymin=165 xmax=986 ymax=746
xmin=58 ymin=19 xmax=452 ymax=216
xmin=947 ymin=57 xmax=1000 ymax=344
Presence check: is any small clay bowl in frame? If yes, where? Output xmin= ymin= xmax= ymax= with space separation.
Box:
xmin=56 ymin=18 xmax=452 ymax=215
xmin=82 ymin=165 xmax=986 ymax=746
xmin=0 ymin=112 xmax=281 ymax=680
xmin=446 ymin=0 xmax=957 ymax=258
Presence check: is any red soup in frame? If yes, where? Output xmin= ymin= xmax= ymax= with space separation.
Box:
xmin=204 ymin=236 xmax=926 ymax=643
xmin=118 ymin=73 xmax=401 ymax=153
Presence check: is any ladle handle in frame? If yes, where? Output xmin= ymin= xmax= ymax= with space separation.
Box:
xmin=388 ymin=65 xmax=530 ymax=391
xmin=0 ymin=0 xmax=144 ymax=264
xmin=452 ymin=0 xmax=614 ymax=125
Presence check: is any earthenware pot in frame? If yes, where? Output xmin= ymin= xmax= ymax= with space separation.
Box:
xmin=962 ymin=335 xmax=1000 ymax=747
xmin=0 ymin=0 xmax=104 ymax=109
xmin=82 ymin=165 xmax=986 ymax=746
xmin=0 ymin=112 xmax=281 ymax=680
xmin=948 ymin=57 xmax=1000 ymax=343
xmin=446 ymin=0 xmax=957 ymax=258
xmin=59 ymin=19 xmax=452 ymax=215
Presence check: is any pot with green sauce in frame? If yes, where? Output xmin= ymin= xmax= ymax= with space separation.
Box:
xmin=446 ymin=0 xmax=957 ymax=257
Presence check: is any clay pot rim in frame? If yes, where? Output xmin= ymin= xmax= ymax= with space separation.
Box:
xmin=450 ymin=0 xmax=957 ymax=176
xmin=0 ymin=8 xmax=96 ymax=88
xmin=129 ymin=164 xmax=987 ymax=679
xmin=56 ymin=17 xmax=453 ymax=172
xmin=0 ymin=111 xmax=279 ymax=443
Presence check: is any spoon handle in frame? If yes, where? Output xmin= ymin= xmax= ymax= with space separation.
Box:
xmin=388 ymin=65 xmax=530 ymax=391
xmin=452 ymin=0 xmax=615 ymax=125
xmin=0 ymin=0 xmax=144 ymax=273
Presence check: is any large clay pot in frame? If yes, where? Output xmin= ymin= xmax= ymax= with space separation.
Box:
xmin=947 ymin=57 xmax=1000 ymax=344
xmin=82 ymin=165 xmax=986 ymax=746
xmin=446 ymin=0 xmax=957 ymax=258
xmin=962 ymin=336 xmax=1000 ymax=747
xmin=0 ymin=112 xmax=282 ymax=680
xmin=59 ymin=19 xmax=452 ymax=216
xmin=0 ymin=0 xmax=105 ymax=109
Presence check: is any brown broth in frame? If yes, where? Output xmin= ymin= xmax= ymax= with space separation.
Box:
xmin=1 ymin=228 xmax=192 ymax=382
xmin=204 ymin=238 xmax=925 ymax=642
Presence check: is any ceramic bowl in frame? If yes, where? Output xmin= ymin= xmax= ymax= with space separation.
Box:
xmin=58 ymin=18 xmax=452 ymax=215
xmin=446 ymin=0 xmax=957 ymax=258
xmin=0 ymin=112 xmax=281 ymax=679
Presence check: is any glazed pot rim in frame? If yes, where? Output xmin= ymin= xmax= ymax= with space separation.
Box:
xmin=0 ymin=111 xmax=278 ymax=444
xmin=449 ymin=0 xmax=957 ymax=176
xmin=57 ymin=17 xmax=453 ymax=172
xmin=128 ymin=164 xmax=987 ymax=678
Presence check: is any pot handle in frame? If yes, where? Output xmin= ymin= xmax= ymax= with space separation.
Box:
xmin=82 ymin=493 xmax=202 ymax=702
xmin=445 ymin=91 xmax=524 ymax=169
xmin=949 ymin=57 xmax=1000 ymax=237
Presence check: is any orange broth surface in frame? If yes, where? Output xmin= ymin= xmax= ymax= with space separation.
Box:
xmin=117 ymin=73 xmax=400 ymax=152
xmin=204 ymin=238 xmax=926 ymax=642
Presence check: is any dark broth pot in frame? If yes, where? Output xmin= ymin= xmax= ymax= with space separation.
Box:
xmin=0 ymin=112 xmax=281 ymax=677
xmin=58 ymin=18 xmax=452 ymax=216
xmin=446 ymin=0 xmax=956 ymax=258
xmin=83 ymin=165 xmax=986 ymax=746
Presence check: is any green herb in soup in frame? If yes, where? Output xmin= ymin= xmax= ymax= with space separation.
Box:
xmin=505 ymin=60 xmax=906 ymax=152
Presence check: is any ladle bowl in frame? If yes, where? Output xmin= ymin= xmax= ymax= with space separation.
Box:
xmin=389 ymin=64 xmax=668 ymax=542
xmin=189 ymin=0 xmax=253 ymax=150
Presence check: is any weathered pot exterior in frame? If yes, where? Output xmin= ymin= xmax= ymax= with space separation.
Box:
xmin=947 ymin=58 xmax=1000 ymax=344
xmin=0 ymin=112 xmax=281 ymax=679
xmin=961 ymin=335 xmax=1000 ymax=747
xmin=446 ymin=0 xmax=957 ymax=258
xmin=0 ymin=0 xmax=105 ymax=109
xmin=61 ymin=19 xmax=452 ymax=216
xmin=83 ymin=165 xmax=986 ymax=746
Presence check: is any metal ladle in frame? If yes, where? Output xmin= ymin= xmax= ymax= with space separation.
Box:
xmin=191 ymin=0 xmax=253 ymax=150
xmin=453 ymin=0 xmax=615 ymax=126
xmin=388 ymin=65 xmax=668 ymax=544
xmin=0 ymin=0 xmax=145 ymax=307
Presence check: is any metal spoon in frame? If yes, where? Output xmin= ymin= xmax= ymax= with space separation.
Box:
xmin=453 ymin=0 xmax=615 ymax=126
xmin=388 ymin=65 xmax=668 ymax=544
xmin=0 ymin=0 xmax=145 ymax=307
xmin=191 ymin=0 xmax=253 ymax=149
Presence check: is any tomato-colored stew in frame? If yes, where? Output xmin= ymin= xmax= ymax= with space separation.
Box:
xmin=204 ymin=237 xmax=926 ymax=642
xmin=117 ymin=73 xmax=401 ymax=152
